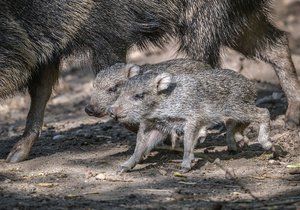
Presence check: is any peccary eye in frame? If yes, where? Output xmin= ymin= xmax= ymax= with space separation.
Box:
xmin=133 ymin=93 xmax=145 ymax=100
xmin=107 ymin=86 xmax=117 ymax=93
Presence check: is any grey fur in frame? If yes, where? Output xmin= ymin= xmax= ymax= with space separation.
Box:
xmin=1 ymin=0 xmax=298 ymax=163
xmin=110 ymin=60 xmax=273 ymax=172
xmin=86 ymin=59 xmax=210 ymax=119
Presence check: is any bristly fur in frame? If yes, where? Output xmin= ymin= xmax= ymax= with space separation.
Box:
xmin=0 ymin=0 xmax=293 ymax=99
xmin=88 ymin=58 xmax=210 ymax=122
xmin=111 ymin=59 xmax=273 ymax=171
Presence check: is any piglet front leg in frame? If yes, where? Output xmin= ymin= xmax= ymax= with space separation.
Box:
xmin=118 ymin=123 xmax=165 ymax=173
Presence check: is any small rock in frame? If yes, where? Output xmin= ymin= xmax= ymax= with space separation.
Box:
xmin=214 ymin=158 xmax=221 ymax=164
xmin=75 ymin=130 xmax=82 ymax=135
xmin=269 ymin=159 xmax=276 ymax=164
xmin=4 ymin=179 xmax=11 ymax=183
xmin=159 ymin=169 xmax=168 ymax=176
xmin=95 ymin=173 xmax=106 ymax=180
xmin=84 ymin=133 xmax=93 ymax=139
xmin=85 ymin=171 xmax=96 ymax=179
xmin=52 ymin=135 xmax=65 ymax=141
xmin=101 ymin=125 xmax=112 ymax=131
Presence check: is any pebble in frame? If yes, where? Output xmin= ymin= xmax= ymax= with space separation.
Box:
xmin=52 ymin=135 xmax=65 ymax=141
xmin=95 ymin=173 xmax=106 ymax=180
xmin=214 ymin=158 xmax=221 ymax=164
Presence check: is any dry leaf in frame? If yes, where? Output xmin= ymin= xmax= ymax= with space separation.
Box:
xmin=287 ymin=163 xmax=300 ymax=169
xmin=36 ymin=183 xmax=56 ymax=188
xmin=174 ymin=172 xmax=187 ymax=178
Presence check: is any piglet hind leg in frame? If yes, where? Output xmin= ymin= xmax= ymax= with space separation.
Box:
xmin=233 ymin=122 xmax=251 ymax=149
xmin=253 ymin=107 xmax=287 ymax=157
xmin=245 ymin=106 xmax=275 ymax=152
xmin=6 ymin=61 xmax=59 ymax=163
xmin=181 ymin=123 xmax=204 ymax=172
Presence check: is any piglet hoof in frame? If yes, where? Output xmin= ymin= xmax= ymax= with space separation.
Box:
xmin=116 ymin=165 xmax=131 ymax=174
xmin=117 ymin=160 xmax=135 ymax=174
xmin=285 ymin=103 xmax=300 ymax=129
xmin=237 ymin=139 xmax=249 ymax=150
xmin=227 ymin=142 xmax=238 ymax=154
xmin=227 ymin=145 xmax=238 ymax=155
xmin=262 ymin=141 xmax=273 ymax=151
xmin=180 ymin=161 xmax=192 ymax=173
xmin=6 ymin=133 xmax=38 ymax=163
xmin=179 ymin=167 xmax=191 ymax=174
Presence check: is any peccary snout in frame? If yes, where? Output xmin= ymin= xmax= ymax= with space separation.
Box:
xmin=107 ymin=105 xmax=125 ymax=120
xmin=85 ymin=105 xmax=95 ymax=116
xmin=85 ymin=104 xmax=106 ymax=118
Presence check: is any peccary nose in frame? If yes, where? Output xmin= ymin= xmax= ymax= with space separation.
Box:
xmin=107 ymin=107 xmax=116 ymax=118
xmin=85 ymin=105 xmax=95 ymax=116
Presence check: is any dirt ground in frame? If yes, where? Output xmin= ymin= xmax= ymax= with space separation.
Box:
xmin=1 ymin=1 xmax=300 ymax=209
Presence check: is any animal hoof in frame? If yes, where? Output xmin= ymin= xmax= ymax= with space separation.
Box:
xmin=180 ymin=161 xmax=192 ymax=173
xmin=6 ymin=144 xmax=29 ymax=163
xmin=179 ymin=167 xmax=191 ymax=173
xmin=117 ymin=165 xmax=131 ymax=174
xmin=6 ymin=133 xmax=38 ymax=163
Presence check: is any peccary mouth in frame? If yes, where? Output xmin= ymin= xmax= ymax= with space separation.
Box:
xmin=114 ymin=114 xmax=127 ymax=121
xmin=93 ymin=112 xmax=108 ymax=118
xmin=85 ymin=108 xmax=107 ymax=118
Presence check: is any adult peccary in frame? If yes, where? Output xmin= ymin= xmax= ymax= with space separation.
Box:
xmin=1 ymin=0 xmax=298 ymax=163
xmin=109 ymin=69 xmax=273 ymax=172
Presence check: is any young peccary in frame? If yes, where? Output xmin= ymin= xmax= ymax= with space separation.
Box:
xmin=86 ymin=59 xmax=211 ymax=147
xmin=109 ymin=69 xmax=273 ymax=172
xmin=2 ymin=0 xmax=298 ymax=163
xmin=86 ymin=59 xmax=210 ymax=120
xmin=87 ymin=59 xmax=254 ymax=151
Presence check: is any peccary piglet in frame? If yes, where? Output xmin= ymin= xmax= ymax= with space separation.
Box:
xmin=86 ymin=59 xmax=210 ymax=133
xmin=87 ymin=59 xmax=255 ymax=150
xmin=110 ymin=68 xmax=273 ymax=172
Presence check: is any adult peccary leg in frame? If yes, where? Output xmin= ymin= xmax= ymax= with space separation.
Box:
xmin=230 ymin=24 xmax=300 ymax=127
xmin=179 ymin=2 xmax=299 ymax=127
xmin=257 ymin=36 xmax=300 ymax=127
xmin=6 ymin=60 xmax=59 ymax=163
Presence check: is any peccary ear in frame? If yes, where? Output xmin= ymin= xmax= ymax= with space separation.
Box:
xmin=125 ymin=64 xmax=141 ymax=78
xmin=154 ymin=73 xmax=172 ymax=93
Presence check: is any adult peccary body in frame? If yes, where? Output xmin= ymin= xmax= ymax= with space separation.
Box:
xmin=1 ymin=0 xmax=298 ymax=163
